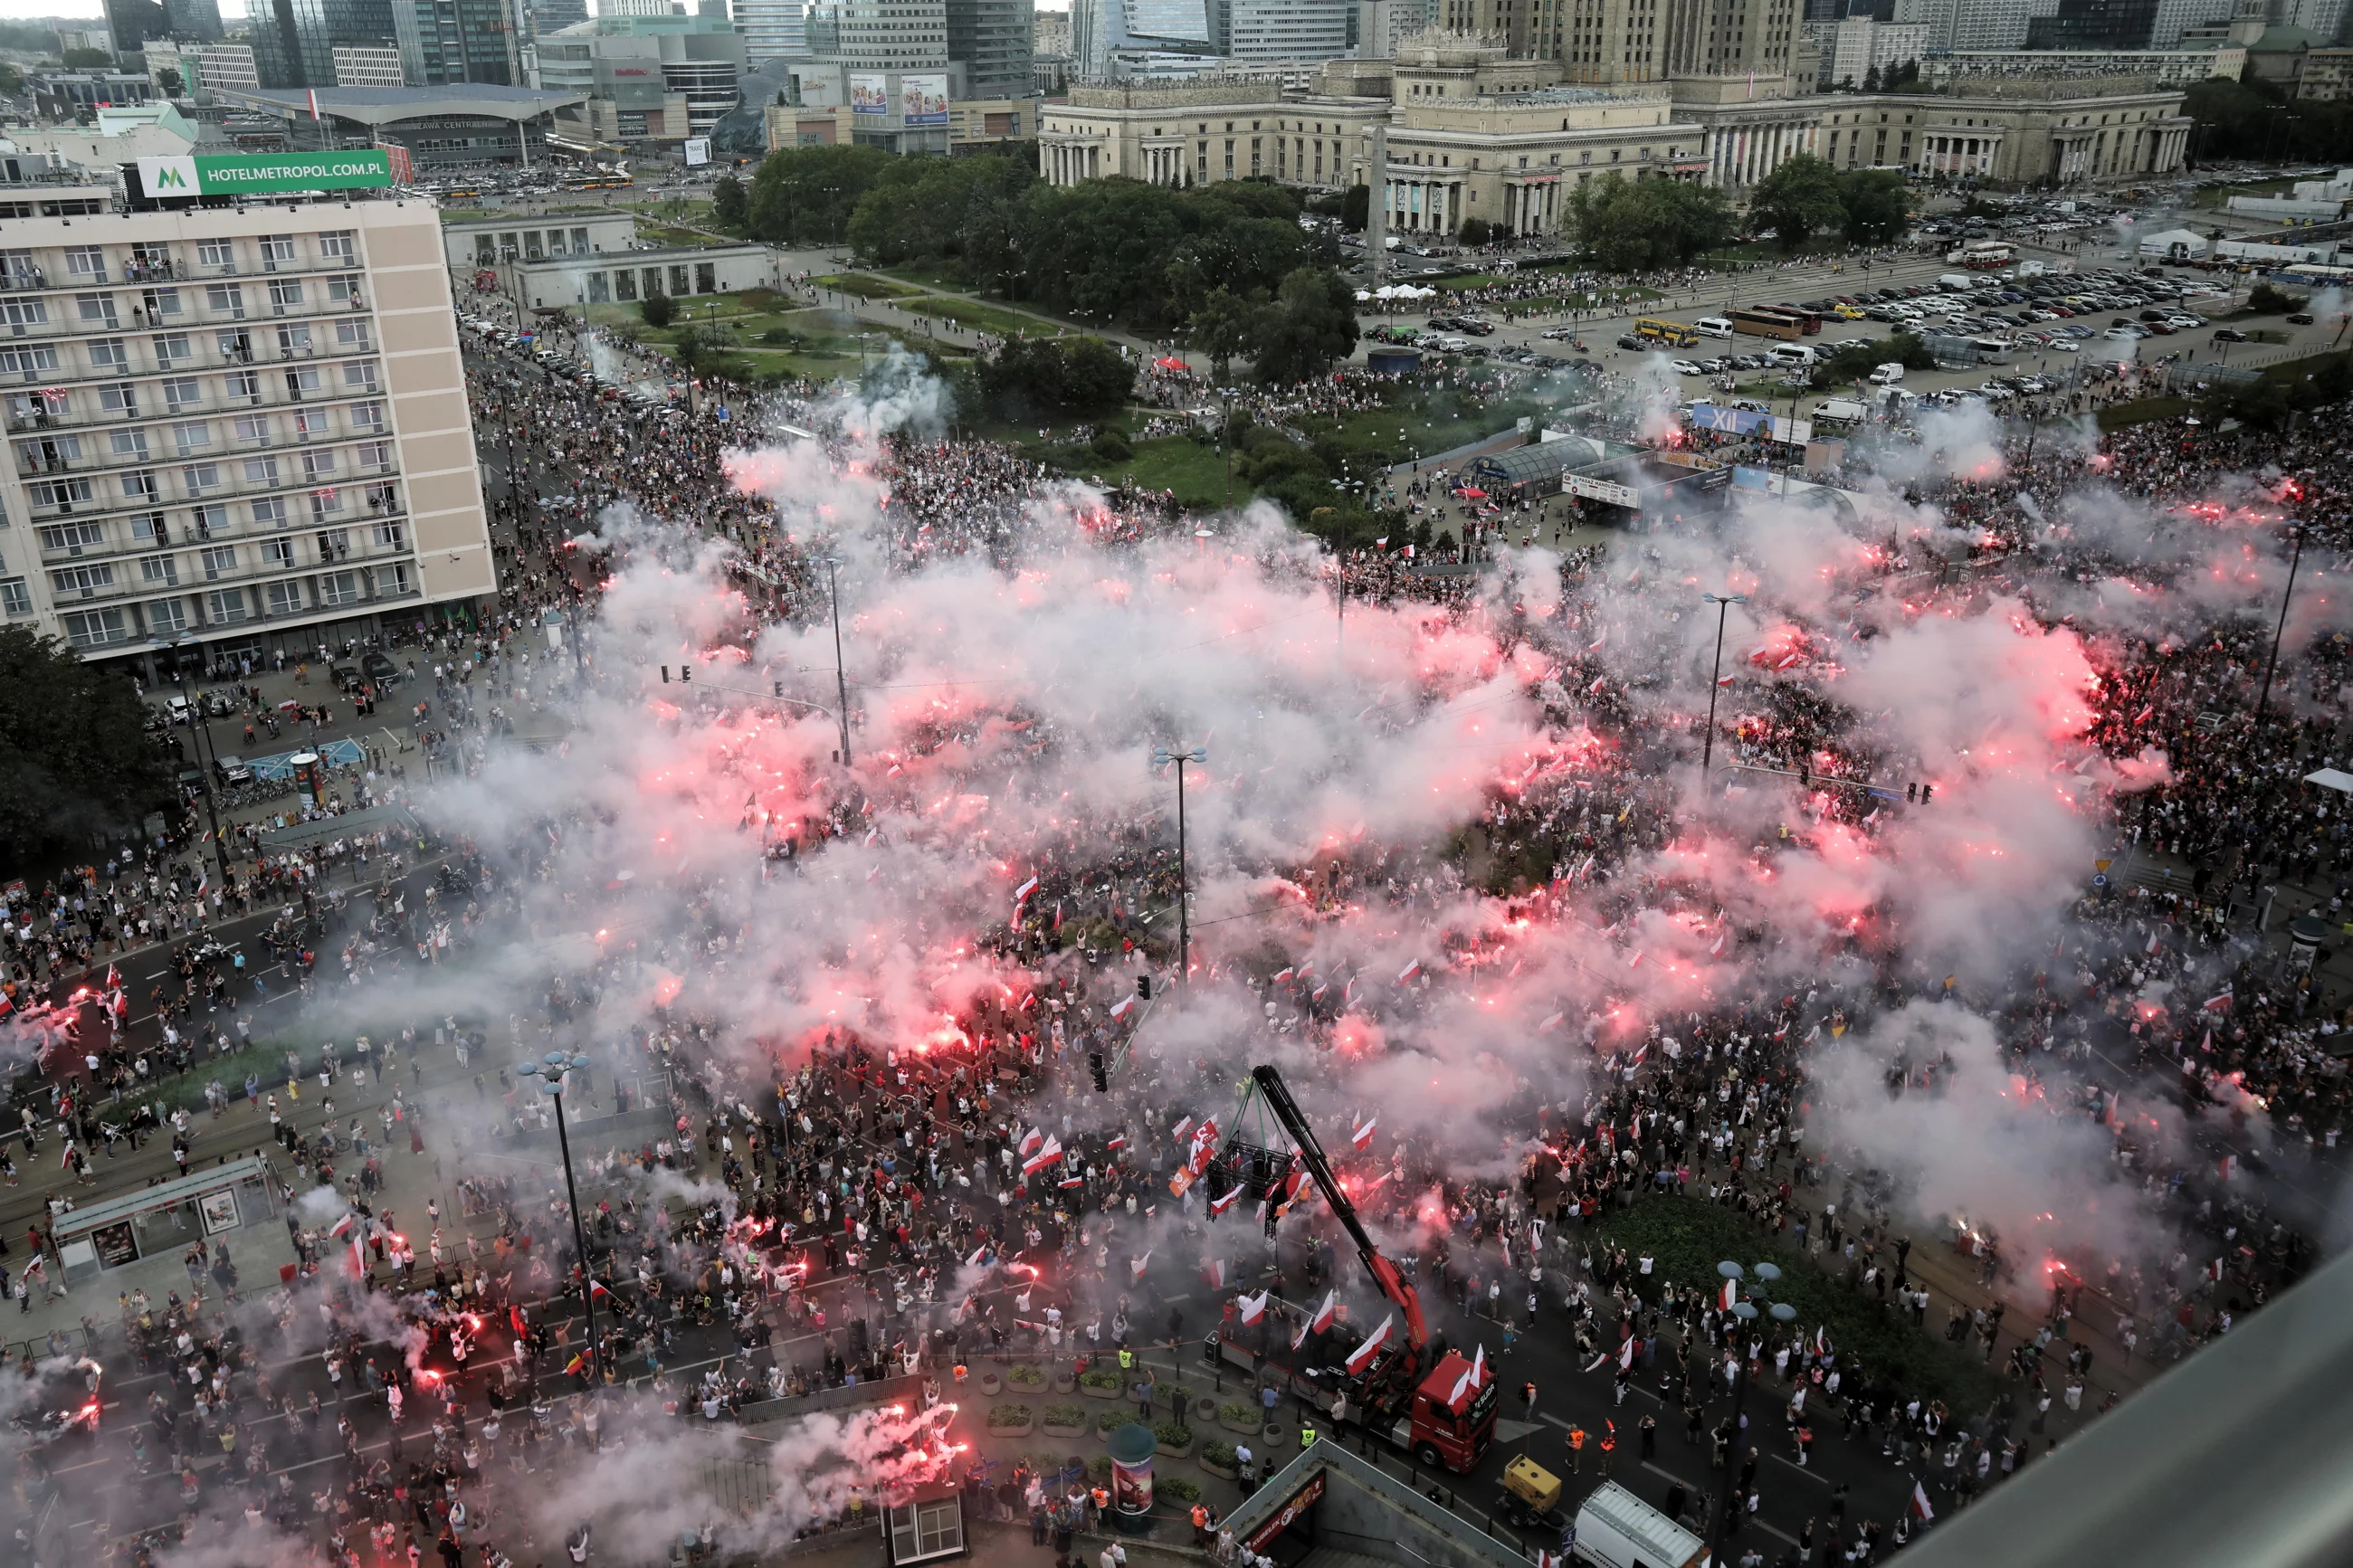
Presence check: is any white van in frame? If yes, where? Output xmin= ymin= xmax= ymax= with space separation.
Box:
xmin=2017 ymin=259 xmax=2048 ymax=278
xmin=1939 ymin=272 xmax=1977 ymax=291
xmin=1571 ymin=1481 xmax=1705 ymax=1568
xmin=1693 ymin=316 xmax=1734 ymax=338
xmin=1869 ymin=362 xmax=1905 ymax=385
xmin=1811 ymin=398 xmax=1868 ymax=424
xmin=1767 ymin=344 xmax=1816 ymax=367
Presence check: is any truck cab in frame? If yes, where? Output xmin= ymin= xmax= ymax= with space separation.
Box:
xmin=1396 ymin=1353 xmax=1497 ymax=1471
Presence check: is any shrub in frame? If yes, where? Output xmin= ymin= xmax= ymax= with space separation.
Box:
xmin=641 ymin=290 xmax=678 ymax=328
xmin=1090 ymin=428 xmax=1134 ymax=461
xmin=1087 ymin=1454 xmax=1114 ymax=1480
xmin=1097 ymin=1410 xmax=1124 ymax=1432
xmin=988 ymin=1404 xmax=1032 ymax=1429
xmin=1008 ymin=1364 xmax=1045 ymax=1386
xmin=2247 ymin=280 xmax=2307 ymax=315
xmin=1079 ymin=1369 xmax=1124 ymax=1392
xmin=1043 ymin=1403 xmax=1087 ymax=1429
xmin=1218 ymin=1403 xmax=1258 ymax=1427
xmin=1159 ymin=1477 xmax=1203 ymax=1503
xmin=1200 ymin=1440 xmax=1237 ymax=1468
xmin=1153 ymin=1421 xmax=1193 ymax=1448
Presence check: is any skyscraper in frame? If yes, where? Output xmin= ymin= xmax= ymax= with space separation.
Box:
xmin=2023 ymin=0 xmax=2158 ymax=47
xmin=947 ymin=0 xmax=1034 ymax=93
xmin=248 ymin=0 xmax=401 ymax=88
xmin=103 ymin=0 xmax=224 ymax=59
xmin=734 ymin=0 xmax=807 ymax=59
xmin=1221 ymin=0 xmax=1348 ymax=56
xmin=391 ymin=0 xmax=522 ymax=84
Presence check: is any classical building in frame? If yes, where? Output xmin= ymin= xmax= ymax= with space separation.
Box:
xmin=0 ymin=162 xmax=492 ymax=666
xmin=1038 ymin=34 xmax=2188 ymax=230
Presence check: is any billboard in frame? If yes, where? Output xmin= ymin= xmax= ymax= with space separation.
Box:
xmin=683 ymin=136 xmax=711 ymax=166
xmin=900 ymin=71 xmax=948 ymax=127
xmin=138 ymin=151 xmax=394 ymax=195
xmin=849 ymin=72 xmax=889 ymax=116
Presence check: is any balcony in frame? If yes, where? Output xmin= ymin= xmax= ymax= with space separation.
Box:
xmin=3 ymin=250 xmax=360 ymax=297
xmin=29 ymin=470 xmax=404 ymax=540
xmin=6 ymin=364 xmax=382 ymax=432
xmin=54 ymin=535 xmax=417 ymax=612
xmin=2 ymin=290 xmax=370 ymax=342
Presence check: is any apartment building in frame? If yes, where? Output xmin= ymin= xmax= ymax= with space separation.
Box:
xmin=0 ymin=182 xmax=492 ymax=668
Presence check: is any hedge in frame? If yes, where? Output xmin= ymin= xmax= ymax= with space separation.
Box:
xmin=1592 ymin=1194 xmax=1997 ymax=1408
xmin=988 ymin=1404 xmax=1032 ymax=1429
xmin=1007 ymin=1364 xmax=1046 ymax=1386
xmin=1159 ymin=1477 xmax=1203 ymax=1503
xmin=1153 ymin=1421 xmax=1193 ymax=1447
xmin=1217 ymin=1402 xmax=1258 ymax=1426
xmin=1079 ymin=1369 xmax=1124 ymax=1391
xmin=1043 ymin=1403 xmax=1086 ymax=1428
xmin=1200 ymin=1440 xmax=1237 ymax=1468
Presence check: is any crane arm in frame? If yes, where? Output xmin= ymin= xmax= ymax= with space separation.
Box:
xmin=1250 ymin=1065 xmax=1429 ymax=1350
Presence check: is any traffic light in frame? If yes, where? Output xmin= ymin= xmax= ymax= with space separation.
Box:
xmin=662 ymin=664 xmax=691 ymax=683
xmin=1906 ymin=782 xmax=1918 ymax=803
xmin=773 ymin=679 xmax=784 ymax=698
xmin=1137 ymin=974 xmax=1153 ymax=1001
xmin=1920 ymin=784 xmax=1934 ymax=805
xmin=1090 ymin=1051 xmax=1108 ymax=1091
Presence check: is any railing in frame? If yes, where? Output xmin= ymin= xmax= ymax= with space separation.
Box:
xmin=1 ymin=290 xmax=368 ymax=341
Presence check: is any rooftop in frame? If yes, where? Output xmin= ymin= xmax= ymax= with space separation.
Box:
xmin=216 ymin=83 xmax=587 ymax=125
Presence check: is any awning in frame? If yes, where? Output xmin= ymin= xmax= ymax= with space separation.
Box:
xmin=2305 ymin=768 xmax=2353 ymax=794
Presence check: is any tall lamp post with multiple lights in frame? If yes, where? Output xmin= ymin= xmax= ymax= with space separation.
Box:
xmin=517 ymin=1050 xmax=600 ymax=1374
xmin=1151 ymin=746 xmax=1206 ymax=989
xmin=1700 ymin=592 xmax=1748 ymax=777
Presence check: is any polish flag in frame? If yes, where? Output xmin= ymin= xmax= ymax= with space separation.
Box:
xmin=348 ymin=1225 xmax=369 ymax=1279
xmin=1618 ymin=1335 xmax=1638 ymax=1371
xmin=1013 ymin=874 xmax=1040 ymax=908
xmin=1293 ymin=1289 xmax=1336 ymax=1350
xmin=1110 ymin=994 xmax=1137 ymax=1020
xmin=1720 ymin=1278 xmax=1738 ymax=1312
xmin=1204 ymin=1258 xmax=1228 ymax=1289
xmin=1538 ymin=1012 xmax=1565 ymax=1033
xmin=1107 ymin=1135 xmax=1128 ymax=1151
xmin=2201 ymin=987 xmax=2234 ymax=1012
xmin=1019 ymin=1127 xmax=1044 ymax=1158
xmin=1273 ymin=967 xmax=1295 ymax=984
xmin=329 ymin=1212 xmax=356 ymax=1240
xmin=1343 ymin=1315 xmax=1394 ymax=1374
xmin=1910 ymin=1481 xmax=1935 ymax=1523
xmin=2219 ymin=1154 xmax=2236 ymax=1182
xmin=1021 ymin=1136 xmax=1063 ymax=1176
xmin=1350 ymin=1116 xmax=1377 ymax=1150
xmin=1130 ymin=1250 xmax=1151 ymax=1279
xmin=1237 ymin=1290 xmax=1269 ymax=1325
xmin=964 ymin=1244 xmax=992 ymax=1269
xmin=1396 ymin=959 xmax=1422 ymax=985
xmin=1061 ymin=1175 xmax=1084 ymax=1188
xmin=1449 ymin=1344 xmax=1486 ymax=1405
xmin=1210 ymin=1183 xmax=1245 ymax=1216
xmin=588 ymin=1279 xmax=612 ymax=1301
xmin=1172 ymin=1117 xmax=1195 ymax=1145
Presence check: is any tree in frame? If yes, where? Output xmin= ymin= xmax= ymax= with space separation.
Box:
xmin=979 ymin=335 xmax=1134 ymax=416
xmin=1188 ymin=287 xmax=1255 ymax=383
xmin=1340 ymin=182 xmax=1369 ymax=232
xmin=745 ymin=144 xmax=892 ymax=245
xmin=1563 ymin=173 xmax=1735 ymax=271
xmin=1862 ymin=62 xmax=1881 ymax=91
xmin=156 ymin=66 xmax=184 ymax=96
xmin=1244 ymin=267 xmax=1358 ymax=385
xmin=640 ymin=290 xmax=677 ymax=328
xmin=711 ymin=173 xmax=748 ymax=231
xmin=1837 ymin=168 xmax=1911 ymax=245
xmin=1458 ymin=216 xmax=1493 ymax=246
xmin=1749 ymin=153 xmax=1846 ymax=250
xmin=0 ymin=626 xmax=171 ymax=866
xmin=61 ymin=45 xmax=110 ymax=67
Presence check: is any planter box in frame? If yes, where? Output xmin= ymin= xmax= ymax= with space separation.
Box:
xmin=1005 ymin=1371 xmax=1049 ymax=1396
xmin=1199 ymin=1456 xmax=1238 ymax=1481
xmin=1042 ymin=1419 xmax=1090 ymax=1440
xmin=979 ymin=1373 xmax=1003 ymax=1396
xmin=1054 ymin=1373 xmax=1077 ymax=1394
xmin=987 ymin=1414 xmax=1035 ymax=1438
xmin=1079 ymin=1380 xmax=1123 ymax=1400
xmin=1261 ymin=1421 xmax=1289 ymax=1449
xmin=1193 ymin=1398 xmax=1217 ymax=1423
xmin=1156 ymin=1434 xmax=1194 ymax=1459
xmin=1217 ymin=1411 xmax=1262 ymax=1436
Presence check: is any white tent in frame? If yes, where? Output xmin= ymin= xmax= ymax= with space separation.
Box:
xmin=1374 ymin=284 xmax=1398 ymax=299
xmin=2305 ymin=768 xmax=2353 ymax=795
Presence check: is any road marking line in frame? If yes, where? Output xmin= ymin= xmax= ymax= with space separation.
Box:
xmin=1769 ymin=1452 xmax=1829 ymax=1487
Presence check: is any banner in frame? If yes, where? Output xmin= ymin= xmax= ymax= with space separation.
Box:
xmin=1244 ymin=1471 xmax=1326 ymax=1553
xmin=850 ymin=73 xmax=889 ymax=116
xmin=900 ymin=72 xmax=948 ymax=127
xmin=139 ymin=150 xmax=393 ymax=195
xmin=683 ymin=137 xmax=711 ymax=166
xmin=1564 ymin=472 xmax=1638 ymax=508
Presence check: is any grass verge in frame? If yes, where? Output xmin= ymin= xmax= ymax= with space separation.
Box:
xmin=814 ymin=272 xmax=928 ymax=300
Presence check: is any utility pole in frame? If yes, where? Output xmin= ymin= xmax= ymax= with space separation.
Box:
xmin=1700 ymin=592 xmax=1748 ymax=777
xmin=1151 ymin=746 xmax=1206 ymax=989
xmin=2256 ymin=523 xmax=2304 ymax=725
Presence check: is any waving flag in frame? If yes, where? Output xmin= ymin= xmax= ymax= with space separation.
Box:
xmin=964 ymin=1244 xmax=992 ymax=1269
xmin=1204 ymin=1258 xmax=1228 ymax=1289
xmin=589 ymin=1279 xmax=613 ymax=1301
xmin=1021 ymin=1136 xmax=1063 ymax=1176
xmin=1210 ymin=1183 xmax=1245 ymax=1217
xmin=1130 ymin=1250 xmax=1151 ymax=1280
xmin=1012 ymin=874 xmax=1040 ymax=908
xmin=1293 ymin=1289 xmax=1336 ymax=1350
xmin=329 ymin=1212 xmax=356 ymax=1240
xmin=1538 ymin=1012 xmax=1565 ymax=1033
xmin=1449 ymin=1344 xmax=1486 ymax=1406
xmin=1350 ymin=1116 xmax=1377 ymax=1150
xmin=564 ymin=1350 xmax=588 ymax=1377
xmin=1720 ymin=1277 xmax=1738 ymax=1312
xmin=1396 ymin=959 xmax=1422 ymax=985
xmin=1110 ymin=994 xmax=1138 ymax=1021
xmin=1343 ymin=1315 xmax=1395 ymax=1374
xmin=1910 ymin=1481 xmax=1934 ymax=1523
xmin=1237 ymin=1290 xmax=1269 ymax=1325
xmin=1171 ymin=1117 xmax=1194 ymax=1145
xmin=1019 ymin=1127 xmax=1044 ymax=1158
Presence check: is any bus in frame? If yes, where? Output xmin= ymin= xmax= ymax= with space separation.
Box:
xmin=1729 ymin=308 xmax=1805 ymax=340
xmin=1946 ymin=241 xmax=2013 ymax=270
xmin=1767 ymin=302 xmax=1824 ymax=334
xmin=1634 ymin=317 xmax=1699 ymax=347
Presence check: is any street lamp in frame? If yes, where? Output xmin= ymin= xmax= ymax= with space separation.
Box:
xmin=1699 ymin=593 xmax=1748 ymax=776
xmin=1706 ymin=1260 xmax=1798 ymax=1568
xmin=1150 ymin=746 xmax=1206 ymax=989
xmin=2256 ymin=523 xmax=2305 ymax=725
xmin=819 ymin=556 xmax=854 ymax=766
xmin=516 ymin=1050 xmax=601 ymax=1379
xmin=161 ymin=641 xmax=233 ymax=889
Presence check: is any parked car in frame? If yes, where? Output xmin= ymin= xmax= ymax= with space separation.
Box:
xmin=2288 ymin=311 xmax=2317 ymax=325
xmin=362 ymin=651 xmax=401 ymax=686
xmin=2213 ymin=327 xmax=2250 ymax=342
xmin=1670 ymin=359 xmax=1705 ymax=376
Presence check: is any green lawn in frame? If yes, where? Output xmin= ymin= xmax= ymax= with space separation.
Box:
xmin=814 ymin=272 xmax=928 ymax=300
xmin=881 ymin=261 xmax=975 ymax=292
xmin=2192 ymin=176 xmax=2294 ymax=210
xmin=904 ymin=295 xmax=1043 ymax=337
xmin=1070 ymin=433 xmax=1240 ymax=508
xmin=634 ymin=221 xmax=722 ymax=248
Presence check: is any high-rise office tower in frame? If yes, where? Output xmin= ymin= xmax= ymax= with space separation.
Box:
xmin=1221 ymin=0 xmax=1347 ymax=57
xmin=805 ymin=0 xmax=948 ymax=67
xmin=104 ymin=0 xmax=225 ymax=60
xmin=734 ymin=0 xmax=806 ymax=58
xmin=392 ymin=0 xmax=522 ymax=83
xmin=248 ymin=0 xmax=401 ymax=89
xmin=947 ymin=0 xmax=1034 ymax=93
xmin=2023 ymin=0 xmax=2158 ymax=47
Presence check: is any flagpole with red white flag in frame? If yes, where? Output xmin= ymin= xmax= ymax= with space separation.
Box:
xmin=1342 ymin=1314 xmax=1394 ymax=1373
